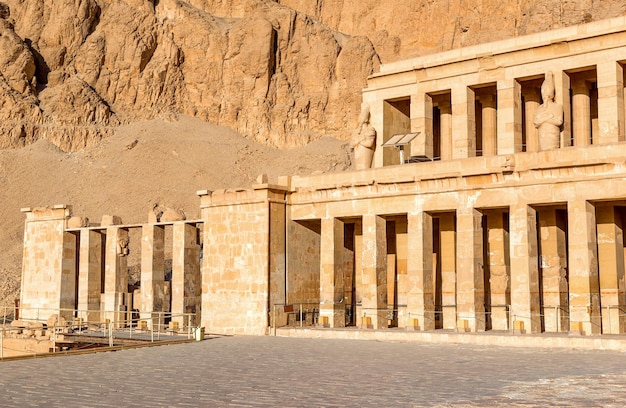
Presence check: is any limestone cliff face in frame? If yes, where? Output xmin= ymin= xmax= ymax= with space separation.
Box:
xmin=1 ymin=0 xmax=625 ymax=151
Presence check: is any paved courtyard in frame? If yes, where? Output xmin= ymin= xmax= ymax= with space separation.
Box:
xmin=1 ymin=335 xmax=625 ymax=407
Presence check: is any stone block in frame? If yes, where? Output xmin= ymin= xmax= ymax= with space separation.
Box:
xmin=101 ymin=215 xmax=122 ymax=226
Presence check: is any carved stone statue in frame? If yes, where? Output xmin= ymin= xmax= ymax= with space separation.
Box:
xmin=351 ymin=104 xmax=376 ymax=170
xmin=533 ymin=71 xmax=563 ymax=150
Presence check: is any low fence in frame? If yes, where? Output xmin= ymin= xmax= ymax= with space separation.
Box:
xmin=0 ymin=306 xmax=201 ymax=359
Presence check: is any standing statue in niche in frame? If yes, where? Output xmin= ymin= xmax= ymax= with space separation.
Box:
xmin=351 ymin=104 xmax=377 ymax=170
xmin=533 ymin=71 xmax=564 ymax=150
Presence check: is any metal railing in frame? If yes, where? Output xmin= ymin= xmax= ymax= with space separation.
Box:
xmin=0 ymin=306 xmax=200 ymax=359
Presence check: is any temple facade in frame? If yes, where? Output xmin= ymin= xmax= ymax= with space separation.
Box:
xmin=20 ymin=17 xmax=626 ymax=337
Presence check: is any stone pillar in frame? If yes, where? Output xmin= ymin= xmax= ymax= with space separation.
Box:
xmin=103 ymin=225 xmax=128 ymax=326
xmin=567 ymin=200 xmax=601 ymax=334
xmin=439 ymin=214 xmax=457 ymax=329
xmin=172 ymin=223 xmax=201 ymax=328
xmin=538 ymin=208 xmax=568 ymax=332
xmin=78 ymin=230 xmax=103 ymax=323
xmin=597 ymin=61 xmax=625 ymax=144
xmin=554 ymin=70 xmax=572 ymax=147
xmin=410 ymin=93 xmax=433 ymax=158
xmin=439 ymin=101 xmax=453 ymax=160
xmin=481 ymin=93 xmax=497 ymax=156
xmin=509 ymin=204 xmax=541 ymax=333
xmin=524 ymin=87 xmax=541 ymax=152
xmin=404 ymin=212 xmax=434 ymax=330
xmin=572 ymin=79 xmax=591 ymax=146
xmin=596 ymin=205 xmax=626 ymax=334
xmin=319 ymin=218 xmax=346 ymax=328
xmin=396 ymin=219 xmax=408 ymax=325
xmin=452 ymin=85 xmax=476 ymax=158
xmin=486 ymin=212 xmax=510 ymax=331
xmin=140 ymin=224 xmax=165 ymax=328
xmin=456 ymin=207 xmax=485 ymax=331
xmin=358 ymin=214 xmax=387 ymax=329
xmin=20 ymin=205 xmax=76 ymax=322
xmin=497 ymin=79 xmax=523 ymax=154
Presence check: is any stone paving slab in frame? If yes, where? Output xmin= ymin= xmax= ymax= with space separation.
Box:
xmin=0 ymin=335 xmax=625 ymax=407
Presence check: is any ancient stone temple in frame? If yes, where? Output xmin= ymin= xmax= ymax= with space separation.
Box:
xmin=20 ymin=17 xmax=626 ymax=337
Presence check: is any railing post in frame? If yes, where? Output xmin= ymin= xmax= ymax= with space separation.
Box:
xmin=299 ymin=304 xmax=303 ymax=328
xmin=1 ymin=329 xmax=3 ymax=359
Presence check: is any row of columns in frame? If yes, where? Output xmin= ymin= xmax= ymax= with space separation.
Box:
xmin=76 ymin=222 xmax=201 ymax=327
xmin=409 ymin=62 xmax=625 ymax=159
xmin=317 ymin=201 xmax=626 ymax=334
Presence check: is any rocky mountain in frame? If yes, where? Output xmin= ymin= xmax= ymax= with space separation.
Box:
xmin=2 ymin=0 xmax=625 ymax=152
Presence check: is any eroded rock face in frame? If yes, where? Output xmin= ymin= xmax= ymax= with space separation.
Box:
xmin=1 ymin=0 xmax=625 ymax=151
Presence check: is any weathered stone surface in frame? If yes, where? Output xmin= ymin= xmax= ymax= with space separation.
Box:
xmin=3 ymin=1 xmax=622 ymax=151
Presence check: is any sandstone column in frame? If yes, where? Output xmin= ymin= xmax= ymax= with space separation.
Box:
xmin=410 ymin=93 xmax=433 ymax=159
xmin=554 ymin=70 xmax=572 ymax=147
xmin=597 ymin=61 xmax=625 ymax=144
xmin=395 ymin=218 xmax=408 ymax=325
xmin=497 ymin=79 xmax=522 ymax=154
xmin=404 ymin=212 xmax=434 ymax=330
xmin=319 ymin=217 xmax=346 ymax=328
xmin=486 ymin=211 xmax=510 ymax=331
xmin=452 ymin=85 xmax=476 ymax=158
xmin=456 ymin=207 xmax=485 ymax=331
xmin=596 ymin=205 xmax=626 ymax=334
xmin=140 ymin=224 xmax=165 ymax=328
xmin=567 ymin=200 xmax=601 ymax=334
xmin=524 ymin=87 xmax=541 ymax=152
xmin=481 ymin=93 xmax=497 ymax=156
xmin=538 ymin=208 xmax=568 ymax=332
xmin=572 ymin=79 xmax=591 ymax=146
xmin=358 ymin=214 xmax=387 ymax=329
xmin=439 ymin=101 xmax=453 ymax=160
xmin=172 ymin=223 xmax=201 ymax=328
xmin=103 ymin=225 xmax=129 ymax=326
xmin=78 ymin=230 xmax=103 ymax=323
xmin=509 ymin=204 xmax=541 ymax=333
xmin=439 ymin=213 xmax=457 ymax=329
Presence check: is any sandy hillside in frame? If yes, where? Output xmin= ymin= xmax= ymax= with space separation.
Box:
xmin=0 ymin=115 xmax=352 ymax=305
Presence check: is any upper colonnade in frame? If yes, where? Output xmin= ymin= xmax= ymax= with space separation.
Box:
xmin=362 ymin=16 xmax=626 ymax=167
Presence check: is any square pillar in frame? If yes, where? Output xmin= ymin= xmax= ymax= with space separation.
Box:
xmin=538 ymin=208 xmax=569 ymax=332
xmin=480 ymin=93 xmax=497 ymax=156
xmin=319 ymin=218 xmax=345 ymax=328
xmin=597 ymin=61 xmax=625 ymax=144
xmin=357 ymin=214 xmax=387 ymax=329
xmin=509 ymin=204 xmax=541 ymax=333
xmin=497 ymin=79 xmax=523 ymax=154
xmin=172 ymin=223 xmax=201 ymax=328
xmin=596 ymin=205 xmax=626 ymax=334
xmin=524 ymin=87 xmax=541 ymax=152
xmin=567 ymin=200 xmax=601 ymax=334
xmin=404 ymin=212 xmax=434 ymax=330
xmin=572 ymin=79 xmax=591 ymax=146
xmin=554 ymin=70 xmax=572 ymax=147
xmin=104 ymin=226 xmax=129 ymax=326
xmin=78 ymin=230 xmax=103 ymax=323
xmin=451 ymin=85 xmax=476 ymax=158
xmin=439 ymin=101 xmax=453 ymax=160
xmin=486 ymin=212 xmax=510 ymax=331
xmin=456 ymin=207 xmax=485 ymax=331
xmin=140 ymin=224 xmax=165 ymax=328
xmin=410 ymin=93 xmax=433 ymax=158
xmin=439 ymin=214 xmax=457 ymax=329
